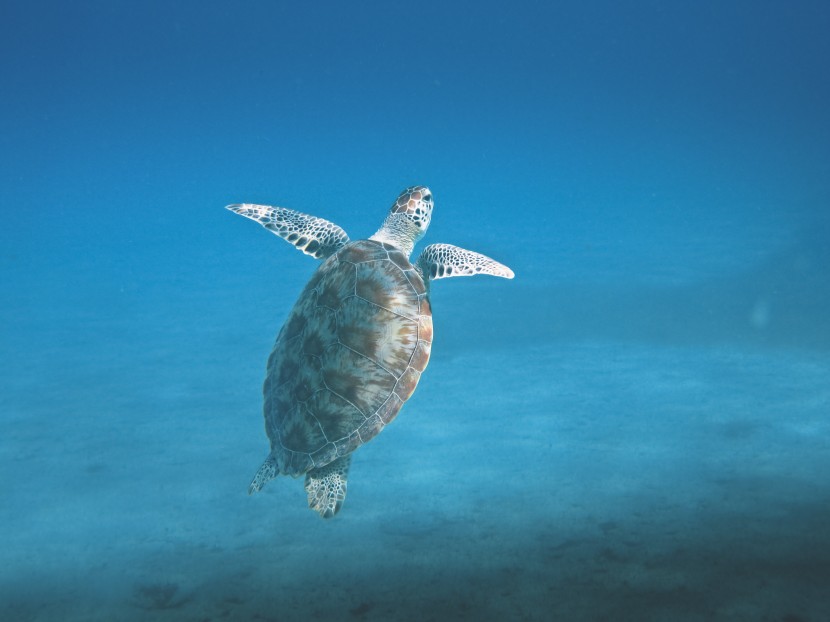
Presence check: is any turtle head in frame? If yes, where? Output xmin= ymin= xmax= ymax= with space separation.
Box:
xmin=370 ymin=186 xmax=433 ymax=257
xmin=389 ymin=186 xmax=433 ymax=234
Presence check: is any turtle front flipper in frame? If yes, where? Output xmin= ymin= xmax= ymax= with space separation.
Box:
xmin=226 ymin=203 xmax=350 ymax=259
xmin=416 ymin=243 xmax=514 ymax=281
xmin=304 ymin=455 xmax=351 ymax=518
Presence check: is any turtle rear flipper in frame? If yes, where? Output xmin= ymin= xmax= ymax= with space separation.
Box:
xmin=305 ymin=455 xmax=351 ymax=518
xmin=248 ymin=455 xmax=277 ymax=494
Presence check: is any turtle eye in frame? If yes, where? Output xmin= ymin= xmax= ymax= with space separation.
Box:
xmin=422 ymin=193 xmax=432 ymax=203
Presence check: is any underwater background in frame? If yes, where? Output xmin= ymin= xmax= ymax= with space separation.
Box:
xmin=2 ymin=1 xmax=829 ymax=620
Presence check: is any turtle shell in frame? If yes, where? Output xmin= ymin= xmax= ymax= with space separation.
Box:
xmin=263 ymin=239 xmax=433 ymax=476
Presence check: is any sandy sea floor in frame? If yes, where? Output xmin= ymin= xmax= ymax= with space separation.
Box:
xmin=3 ymin=324 xmax=829 ymax=621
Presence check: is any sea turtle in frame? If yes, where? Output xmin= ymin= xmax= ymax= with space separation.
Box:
xmin=227 ymin=186 xmax=513 ymax=518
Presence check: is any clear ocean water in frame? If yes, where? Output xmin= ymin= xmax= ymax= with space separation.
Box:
xmin=2 ymin=2 xmax=829 ymax=620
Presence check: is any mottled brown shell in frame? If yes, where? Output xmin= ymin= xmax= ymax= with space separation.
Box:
xmin=263 ymin=239 xmax=433 ymax=476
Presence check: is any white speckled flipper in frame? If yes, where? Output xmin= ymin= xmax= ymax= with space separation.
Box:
xmin=226 ymin=203 xmax=350 ymax=259
xmin=416 ymin=243 xmax=514 ymax=281
xmin=304 ymin=455 xmax=351 ymax=519
xmin=248 ymin=454 xmax=277 ymax=494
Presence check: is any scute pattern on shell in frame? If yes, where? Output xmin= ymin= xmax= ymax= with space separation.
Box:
xmin=263 ymin=240 xmax=433 ymax=477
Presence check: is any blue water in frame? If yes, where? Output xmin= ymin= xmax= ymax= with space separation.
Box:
xmin=2 ymin=2 xmax=829 ymax=620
